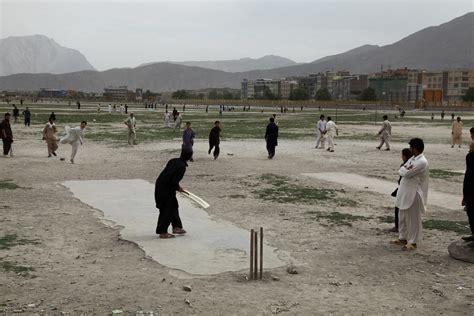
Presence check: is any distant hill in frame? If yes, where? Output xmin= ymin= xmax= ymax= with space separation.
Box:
xmin=0 ymin=13 xmax=472 ymax=92
xmin=0 ymin=34 xmax=95 ymax=76
xmin=141 ymin=55 xmax=299 ymax=72
xmin=241 ymin=12 xmax=474 ymax=78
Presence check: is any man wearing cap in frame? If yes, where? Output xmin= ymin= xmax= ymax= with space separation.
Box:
xmin=392 ymin=138 xmax=429 ymax=251
xmin=461 ymin=128 xmax=474 ymax=242
xmin=124 ymin=112 xmax=137 ymax=145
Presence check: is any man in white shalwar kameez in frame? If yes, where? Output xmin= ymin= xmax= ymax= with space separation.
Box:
xmin=315 ymin=115 xmax=327 ymax=149
xmin=59 ymin=121 xmax=87 ymax=164
xmin=325 ymin=116 xmax=338 ymax=152
xmin=393 ymin=138 xmax=429 ymax=251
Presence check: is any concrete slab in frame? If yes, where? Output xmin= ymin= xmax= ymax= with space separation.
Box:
xmin=63 ymin=179 xmax=287 ymax=278
xmin=302 ymin=172 xmax=462 ymax=211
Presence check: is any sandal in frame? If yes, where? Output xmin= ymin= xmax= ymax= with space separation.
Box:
xmin=402 ymin=243 xmax=417 ymax=251
xmin=159 ymin=233 xmax=175 ymax=239
xmin=172 ymin=228 xmax=187 ymax=235
xmin=390 ymin=239 xmax=407 ymax=245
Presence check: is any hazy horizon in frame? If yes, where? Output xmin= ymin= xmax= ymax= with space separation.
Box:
xmin=1 ymin=0 xmax=472 ymax=71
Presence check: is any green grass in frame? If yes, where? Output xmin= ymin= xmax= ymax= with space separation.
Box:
xmin=430 ymin=169 xmax=464 ymax=179
xmin=308 ymin=210 xmax=369 ymax=226
xmin=423 ymin=219 xmax=470 ymax=234
xmin=0 ymin=180 xmax=19 ymax=190
xmin=378 ymin=215 xmax=395 ymax=223
xmin=0 ymin=259 xmax=35 ymax=276
xmin=227 ymin=194 xmax=247 ymax=199
xmin=255 ymin=173 xmax=358 ymax=206
xmin=0 ymin=234 xmax=40 ymax=250
xmin=379 ymin=216 xmax=470 ymax=234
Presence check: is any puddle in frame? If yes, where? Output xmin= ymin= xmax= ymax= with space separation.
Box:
xmin=63 ymin=179 xmax=287 ymax=278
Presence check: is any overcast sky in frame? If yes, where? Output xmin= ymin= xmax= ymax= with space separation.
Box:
xmin=1 ymin=0 xmax=472 ymax=70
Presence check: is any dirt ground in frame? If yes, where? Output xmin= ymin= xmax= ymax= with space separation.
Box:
xmin=1 ymin=114 xmax=474 ymax=315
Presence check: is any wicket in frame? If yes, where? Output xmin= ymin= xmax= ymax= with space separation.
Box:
xmin=249 ymin=227 xmax=264 ymax=280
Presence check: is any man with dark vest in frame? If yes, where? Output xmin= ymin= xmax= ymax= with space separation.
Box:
xmin=461 ymin=128 xmax=474 ymax=242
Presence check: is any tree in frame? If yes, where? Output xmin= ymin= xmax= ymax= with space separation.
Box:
xmin=208 ymin=90 xmax=220 ymax=99
xmin=172 ymin=89 xmax=189 ymax=99
xmin=359 ymin=87 xmax=377 ymax=101
xmin=289 ymin=87 xmax=310 ymax=100
xmin=222 ymin=90 xmax=234 ymax=100
xmin=315 ymin=88 xmax=331 ymax=101
xmin=462 ymin=87 xmax=474 ymax=102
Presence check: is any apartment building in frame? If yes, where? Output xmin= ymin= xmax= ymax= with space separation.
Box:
xmin=103 ymin=86 xmax=129 ymax=100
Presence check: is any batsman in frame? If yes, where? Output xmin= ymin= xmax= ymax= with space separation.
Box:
xmin=154 ymin=150 xmax=193 ymax=239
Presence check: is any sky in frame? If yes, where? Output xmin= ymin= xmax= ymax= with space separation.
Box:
xmin=1 ymin=0 xmax=472 ymax=71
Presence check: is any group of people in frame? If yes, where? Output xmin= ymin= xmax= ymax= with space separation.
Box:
xmin=388 ymin=128 xmax=474 ymax=251
xmin=314 ymin=114 xmax=339 ymax=152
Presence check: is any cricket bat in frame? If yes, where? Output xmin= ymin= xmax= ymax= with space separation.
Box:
xmin=181 ymin=190 xmax=210 ymax=209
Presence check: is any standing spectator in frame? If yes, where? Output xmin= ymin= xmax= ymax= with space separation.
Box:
xmin=451 ymin=116 xmax=463 ymax=148
xmin=315 ymin=114 xmax=326 ymax=149
xmin=22 ymin=107 xmax=31 ymax=127
xmin=0 ymin=113 xmax=13 ymax=157
xmin=461 ymin=128 xmax=474 ymax=242
xmin=49 ymin=112 xmax=56 ymax=121
xmin=163 ymin=110 xmax=170 ymax=128
xmin=325 ymin=116 xmax=338 ymax=152
xmin=265 ymin=117 xmax=279 ymax=159
xmin=208 ymin=121 xmax=221 ymax=160
xmin=392 ymin=138 xmax=429 ymax=251
xmin=181 ymin=121 xmax=195 ymax=162
xmin=124 ymin=112 xmax=137 ymax=145
xmin=390 ymin=148 xmax=412 ymax=232
xmin=173 ymin=112 xmax=182 ymax=132
xmin=376 ymin=115 xmax=392 ymax=151
xmin=12 ymin=105 xmax=19 ymax=123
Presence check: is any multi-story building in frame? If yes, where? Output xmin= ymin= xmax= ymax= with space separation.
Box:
xmin=445 ymin=70 xmax=471 ymax=102
xmin=369 ymin=68 xmax=409 ymax=101
xmin=103 ymin=86 xmax=128 ymax=100
xmin=332 ymin=75 xmax=368 ymax=99
xmin=38 ymin=88 xmax=67 ymax=98
xmin=296 ymin=75 xmax=318 ymax=98
xmin=279 ymin=80 xmax=298 ymax=99
xmin=407 ymin=70 xmax=424 ymax=103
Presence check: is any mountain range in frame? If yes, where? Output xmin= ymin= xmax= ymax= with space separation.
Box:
xmin=141 ymin=55 xmax=298 ymax=72
xmin=0 ymin=12 xmax=472 ymax=92
xmin=0 ymin=34 xmax=95 ymax=76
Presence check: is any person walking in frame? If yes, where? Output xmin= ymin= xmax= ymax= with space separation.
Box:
xmin=154 ymin=150 xmax=192 ymax=238
xmin=451 ymin=116 xmax=463 ymax=148
xmin=325 ymin=116 xmax=338 ymax=152
xmin=22 ymin=107 xmax=31 ymax=127
xmin=392 ymin=138 xmax=429 ymax=251
xmin=315 ymin=114 xmax=327 ymax=149
xmin=182 ymin=121 xmax=195 ymax=162
xmin=124 ymin=112 xmax=137 ymax=145
xmin=42 ymin=116 xmax=58 ymax=157
xmin=0 ymin=113 xmax=13 ymax=157
xmin=376 ymin=115 xmax=392 ymax=151
xmin=208 ymin=121 xmax=221 ymax=160
xmin=461 ymin=128 xmax=474 ymax=242
xmin=59 ymin=121 xmax=87 ymax=164
xmin=265 ymin=117 xmax=279 ymax=159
